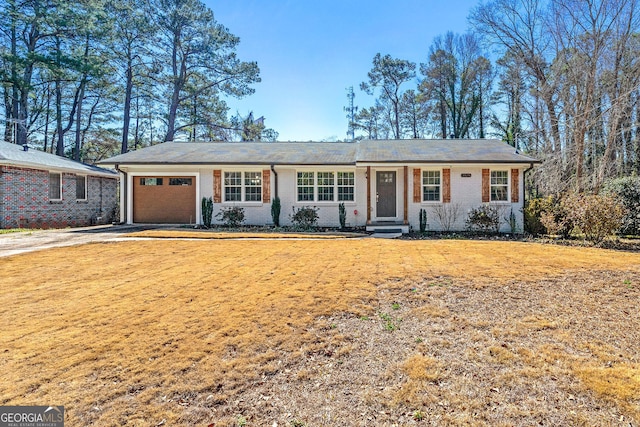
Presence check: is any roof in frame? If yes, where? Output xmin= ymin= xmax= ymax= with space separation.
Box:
xmin=99 ymin=139 xmax=539 ymax=166
xmin=0 ymin=141 xmax=118 ymax=177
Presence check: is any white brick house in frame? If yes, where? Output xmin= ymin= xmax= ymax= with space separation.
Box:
xmin=100 ymin=139 xmax=538 ymax=232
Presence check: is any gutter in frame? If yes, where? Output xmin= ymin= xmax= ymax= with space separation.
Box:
xmin=270 ymin=164 xmax=278 ymax=200
xmin=114 ymin=164 xmax=127 ymax=224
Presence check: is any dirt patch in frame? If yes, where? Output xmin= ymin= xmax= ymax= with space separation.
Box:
xmin=0 ymin=239 xmax=638 ymax=426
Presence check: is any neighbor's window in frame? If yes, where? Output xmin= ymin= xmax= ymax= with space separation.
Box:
xmin=76 ymin=175 xmax=87 ymax=200
xmin=140 ymin=177 xmax=163 ymax=186
xmin=297 ymin=171 xmax=356 ymax=202
xmin=297 ymin=172 xmax=315 ymax=202
xmin=337 ymin=172 xmax=355 ymax=201
xmin=491 ymin=170 xmax=509 ymax=202
xmin=49 ymin=172 xmax=62 ymax=200
xmin=169 ymin=178 xmax=192 ymax=186
xmin=224 ymin=171 xmax=262 ymax=202
xmin=422 ymin=170 xmax=441 ymax=202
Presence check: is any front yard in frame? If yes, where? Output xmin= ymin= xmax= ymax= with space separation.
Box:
xmin=0 ymin=236 xmax=639 ymax=426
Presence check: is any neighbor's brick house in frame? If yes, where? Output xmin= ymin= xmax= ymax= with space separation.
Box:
xmin=1 ymin=141 xmax=118 ymax=229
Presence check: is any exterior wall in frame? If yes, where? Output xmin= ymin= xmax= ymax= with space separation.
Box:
xmin=0 ymin=165 xmax=117 ymax=229
xmin=406 ymin=165 xmax=525 ymax=233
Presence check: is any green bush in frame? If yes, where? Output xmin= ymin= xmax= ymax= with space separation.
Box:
xmin=201 ymin=197 xmax=213 ymax=228
xmin=524 ymin=196 xmax=555 ymax=235
xmin=271 ymin=196 xmax=281 ymax=227
xmin=562 ymin=193 xmax=626 ymax=244
xmin=419 ymin=208 xmax=427 ymax=232
xmin=215 ymin=206 xmax=245 ymax=227
xmin=465 ymin=204 xmax=502 ymax=233
xmin=338 ymin=202 xmax=346 ymax=230
xmin=290 ymin=206 xmax=319 ymax=230
xmin=602 ymin=176 xmax=640 ymax=236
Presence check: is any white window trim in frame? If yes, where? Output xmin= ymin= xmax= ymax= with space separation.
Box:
xmin=421 ymin=168 xmax=442 ymax=203
xmin=76 ymin=174 xmax=87 ymax=201
xmin=49 ymin=172 xmax=62 ymax=201
xmin=490 ymin=170 xmax=510 ymax=203
xmin=222 ymin=170 xmax=264 ymax=204
xmin=295 ymin=170 xmax=356 ymax=204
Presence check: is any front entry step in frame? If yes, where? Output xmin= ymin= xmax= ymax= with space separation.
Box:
xmin=366 ymin=223 xmax=410 ymax=235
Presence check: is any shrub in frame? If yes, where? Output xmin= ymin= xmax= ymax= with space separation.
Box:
xmin=271 ymin=196 xmax=281 ymax=227
xmin=338 ymin=202 xmax=346 ymax=230
xmin=506 ymin=208 xmax=518 ymax=234
xmin=419 ymin=208 xmax=427 ymax=232
xmin=538 ymin=197 xmax=573 ymax=239
xmin=201 ymin=197 xmax=213 ymax=228
xmin=466 ymin=204 xmax=502 ymax=233
xmin=602 ymin=176 xmax=640 ymax=236
xmin=215 ymin=206 xmax=245 ymax=227
xmin=523 ymin=196 xmax=555 ymax=235
xmin=431 ymin=203 xmax=461 ymax=232
xmin=290 ymin=206 xmax=319 ymax=230
xmin=563 ymin=193 xmax=626 ymax=244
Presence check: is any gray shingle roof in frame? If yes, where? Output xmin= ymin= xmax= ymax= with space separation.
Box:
xmin=0 ymin=141 xmax=118 ymax=177
xmin=99 ymin=139 xmax=538 ymax=166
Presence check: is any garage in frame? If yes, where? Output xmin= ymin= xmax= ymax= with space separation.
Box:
xmin=133 ymin=176 xmax=196 ymax=223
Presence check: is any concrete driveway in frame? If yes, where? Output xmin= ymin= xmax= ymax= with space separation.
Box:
xmin=0 ymin=225 xmax=152 ymax=258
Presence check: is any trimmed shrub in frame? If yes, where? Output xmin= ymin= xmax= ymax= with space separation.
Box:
xmin=338 ymin=202 xmax=346 ymax=230
xmin=419 ymin=208 xmax=427 ymax=232
xmin=201 ymin=197 xmax=213 ymax=228
xmin=271 ymin=196 xmax=281 ymax=227
xmin=563 ymin=193 xmax=626 ymax=244
xmin=466 ymin=204 xmax=502 ymax=233
xmin=290 ymin=206 xmax=319 ymax=230
xmin=215 ymin=206 xmax=245 ymax=227
xmin=602 ymin=176 xmax=640 ymax=236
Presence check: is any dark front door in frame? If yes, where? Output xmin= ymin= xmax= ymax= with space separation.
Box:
xmin=376 ymin=171 xmax=396 ymax=218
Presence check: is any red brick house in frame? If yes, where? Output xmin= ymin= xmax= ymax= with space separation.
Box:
xmin=1 ymin=141 xmax=118 ymax=229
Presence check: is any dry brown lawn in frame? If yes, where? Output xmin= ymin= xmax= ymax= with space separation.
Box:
xmin=0 ymin=235 xmax=639 ymax=426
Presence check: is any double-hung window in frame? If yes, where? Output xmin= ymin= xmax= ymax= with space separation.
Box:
xmin=422 ymin=170 xmax=441 ymax=202
xmin=224 ymin=171 xmax=262 ymax=202
xmin=490 ymin=170 xmax=509 ymax=202
xmin=49 ymin=172 xmax=62 ymax=200
xmin=76 ymin=175 xmax=87 ymax=200
xmin=297 ymin=171 xmax=355 ymax=202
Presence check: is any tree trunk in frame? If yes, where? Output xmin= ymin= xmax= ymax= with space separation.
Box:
xmin=121 ymin=60 xmax=133 ymax=153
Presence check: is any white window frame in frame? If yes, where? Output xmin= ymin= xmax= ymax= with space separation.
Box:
xmin=421 ymin=169 xmax=441 ymax=203
xmin=76 ymin=175 xmax=87 ymax=201
xmin=490 ymin=170 xmax=509 ymax=202
xmin=49 ymin=172 xmax=62 ymax=201
xmin=222 ymin=170 xmax=263 ymax=203
xmin=337 ymin=171 xmax=355 ymax=202
xmin=296 ymin=170 xmax=356 ymax=203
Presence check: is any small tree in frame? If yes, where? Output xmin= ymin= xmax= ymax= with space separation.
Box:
xmin=201 ymin=197 xmax=213 ymax=228
xmin=271 ymin=196 xmax=281 ymax=227
xmin=431 ymin=203 xmax=461 ymax=232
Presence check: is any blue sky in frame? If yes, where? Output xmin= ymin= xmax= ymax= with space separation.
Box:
xmin=207 ymin=0 xmax=480 ymax=141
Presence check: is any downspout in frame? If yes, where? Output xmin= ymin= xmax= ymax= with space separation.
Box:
xmin=522 ymin=162 xmax=534 ymax=233
xmin=270 ymin=164 xmax=278 ymax=199
xmin=114 ymin=164 xmax=127 ymax=224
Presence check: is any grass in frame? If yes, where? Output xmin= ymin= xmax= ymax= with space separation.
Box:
xmin=0 ymin=237 xmax=639 ymax=425
xmin=0 ymin=228 xmax=36 ymax=234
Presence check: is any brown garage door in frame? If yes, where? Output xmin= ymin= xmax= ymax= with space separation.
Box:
xmin=133 ymin=176 xmax=196 ymax=223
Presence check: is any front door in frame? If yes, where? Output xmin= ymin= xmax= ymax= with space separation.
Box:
xmin=376 ymin=171 xmax=396 ymax=218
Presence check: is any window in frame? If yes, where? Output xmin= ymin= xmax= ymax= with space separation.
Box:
xmin=76 ymin=175 xmax=87 ymax=200
xmin=140 ymin=177 xmax=163 ymax=186
xmin=337 ymin=172 xmax=355 ymax=201
xmin=224 ymin=171 xmax=262 ymax=202
xmin=297 ymin=171 xmax=355 ymax=202
xmin=169 ymin=178 xmax=192 ymax=186
xmin=317 ymin=172 xmax=334 ymax=201
xmin=49 ymin=172 xmax=61 ymax=200
xmin=422 ymin=170 xmax=441 ymax=202
xmin=491 ymin=170 xmax=509 ymax=202
xmin=297 ymin=172 xmax=315 ymax=202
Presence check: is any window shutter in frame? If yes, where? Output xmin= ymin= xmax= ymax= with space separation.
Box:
xmin=442 ymin=168 xmax=451 ymax=203
xmin=413 ymin=168 xmax=421 ymax=203
xmin=213 ymin=170 xmax=221 ymax=203
xmin=511 ymin=169 xmax=519 ymax=203
xmin=262 ymin=169 xmax=270 ymax=202
xmin=482 ymin=169 xmax=490 ymax=203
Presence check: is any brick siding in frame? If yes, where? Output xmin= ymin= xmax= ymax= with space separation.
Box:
xmin=1 ymin=165 xmax=118 ymax=229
